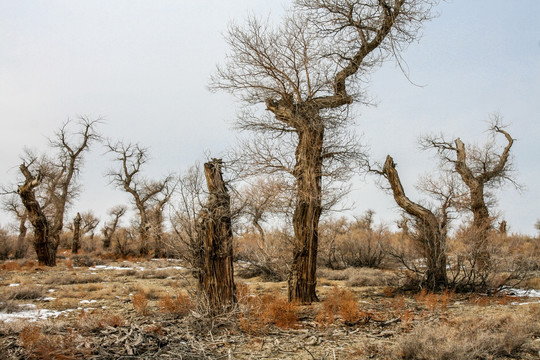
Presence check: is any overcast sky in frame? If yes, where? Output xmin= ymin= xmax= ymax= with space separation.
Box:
xmin=1 ymin=0 xmax=539 ymax=235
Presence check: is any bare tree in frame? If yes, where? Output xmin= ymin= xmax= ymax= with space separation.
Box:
xmin=102 ymin=205 xmax=127 ymax=249
xmin=421 ymin=116 xmax=516 ymax=269
xmin=15 ymin=118 xmax=100 ymax=266
xmin=170 ymin=164 xmax=206 ymax=270
xmin=212 ymin=0 xmax=434 ymax=302
xmin=80 ymin=211 xmax=100 ymax=240
xmin=106 ymin=140 xmax=176 ymax=256
xmin=1 ymin=194 xmax=29 ymax=258
xmin=382 ymin=155 xmax=452 ymax=290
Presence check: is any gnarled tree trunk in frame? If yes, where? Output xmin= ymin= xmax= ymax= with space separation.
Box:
xmin=17 ymin=164 xmax=55 ymax=266
xmin=289 ymin=124 xmax=324 ymax=303
xmin=383 ymin=155 xmax=448 ymax=290
xmin=72 ymin=212 xmax=81 ymax=254
xmin=198 ymin=159 xmax=236 ymax=310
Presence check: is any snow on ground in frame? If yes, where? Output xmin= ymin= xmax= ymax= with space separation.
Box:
xmin=87 ymin=264 xmax=185 ymax=271
xmin=0 ymin=304 xmax=74 ymax=322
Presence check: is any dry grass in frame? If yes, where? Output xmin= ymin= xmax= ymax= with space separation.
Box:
xmin=316 ymin=287 xmax=370 ymax=326
xmin=158 ymin=293 xmax=192 ymax=317
xmin=392 ymin=309 xmax=540 ymax=359
xmin=132 ymin=291 xmax=149 ymax=315
xmin=6 ymin=286 xmax=44 ymax=300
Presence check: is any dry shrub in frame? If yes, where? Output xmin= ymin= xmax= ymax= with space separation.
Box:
xmin=261 ymin=295 xmax=298 ymax=329
xmin=235 ymin=230 xmax=292 ymax=282
xmin=317 ymin=267 xmax=350 ymax=281
xmin=1 ymin=260 xmax=22 ymax=271
xmin=317 ymin=287 xmax=368 ymax=326
xmin=414 ymin=289 xmax=454 ymax=312
xmin=132 ymin=291 xmax=149 ymax=315
xmin=391 ymin=311 xmax=540 ymax=360
xmin=238 ymin=289 xmax=298 ymax=332
xmin=346 ymin=267 xmax=399 ymax=287
xmin=19 ymin=325 xmax=86 ymax=360
xmin=158 ymin=293 xmax=192 ymax=317
xmin=77 ymin=310 xmax=124 ymax=331
xmin=319 ymin=213 xmax=390 ymax=269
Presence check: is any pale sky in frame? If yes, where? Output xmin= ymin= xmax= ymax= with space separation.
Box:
xmin=1 ymin=1 xmax=539 ymax=235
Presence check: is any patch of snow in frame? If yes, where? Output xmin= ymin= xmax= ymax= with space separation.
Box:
xmin=0 ymin=304 xmax=64 ymax=322
xmin=505 ymin=288 xmax=540 ymax=298
xmin=80 ymin=299 xmax=97 ymax=304
xmin=41 ymin=297 xmax=56 ymax=301
xmin=48 ymin=289 xmax=56 ymax=293
xmin=88 ymin=265 xmax=145 ymax=271
xmin=8 ymin=283 xmax=20 ymax=287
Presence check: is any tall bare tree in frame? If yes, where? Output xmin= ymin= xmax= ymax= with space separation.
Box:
xmin=212 ymin=0 xmax=434 ymax=302
xmin=421 ymin=116 xmax=516 ymax=269
xmin=15 ymin=118 xmax=100 ymax=266
xmin=106 ymin=140 xmax=176 ymax=256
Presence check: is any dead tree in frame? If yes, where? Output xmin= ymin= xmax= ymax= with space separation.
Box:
xmin=106 ymin=141 xmax=175 ymax=256
xmin=102 ymin=205 xmax=127 ymax=249
xmin=1 ymin=194 xmax=29 ymax=258
xmin=212 ymin=0 xmax=434 ymax=303
xmin=15 ymin=118 xmax=100 ymax=266
xmin=198 ymin=159 xmax=236 ymax=310
xmin=421 ymin=117 xmax=516 ymax=269
xmin=17 ymin=163 xmax=53 ymax=265
xmin=71 ymin=212 xmax=81 ymax=254
xmin=382 ymin=155 xmax=449 ymax=290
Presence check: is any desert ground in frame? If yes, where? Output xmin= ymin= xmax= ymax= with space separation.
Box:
xmin=1 ymin=252 xmax=539 ymax=360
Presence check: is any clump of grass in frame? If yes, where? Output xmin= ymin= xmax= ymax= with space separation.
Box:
xmin=42 ymin=274 xmax=103 ymax=285
xmin=391 ymin=312 xmax=539 ymax=360
xmin=132 ymin=291 xmax=149 ymax=315
xmin=7 ymin=285 xmax=44 ymax=300
xmin=346 ymin=267 xmax=398 ymax=287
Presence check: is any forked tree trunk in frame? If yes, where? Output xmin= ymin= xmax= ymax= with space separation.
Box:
xmin=17 ymin=164 xmax=55 ymax=266
xmin=288 ymin=125 xmax=324 ymax=303
xmin=72 ymin=212 xmax=81 ymax=254
xmin=198 ymin=159 xmax=236 ymax=310
xmin=383 ymin=155 xmax=448 ymax=290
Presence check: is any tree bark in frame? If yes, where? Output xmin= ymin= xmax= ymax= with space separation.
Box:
xmin=72 ymin=212 xmax=81 ymax=254
xmin=17 ymin=164 xmax=55 ymax=266
xmin=288 ymin=123 xmax=324 ymax=303
xmin=383 ymin=155 xmax=448 ymax=290
xmin=198 ymin=159 xmax=236 ymax=311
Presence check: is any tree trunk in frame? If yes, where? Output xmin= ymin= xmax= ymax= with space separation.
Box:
xmin=72 ymin=212 xmax=81 ymax=254
xmin=17 ymin=164 xmax=56 ymax=266
xmin=198 ymin=159 xmax=236 ymax=311
xmin=288 ymin=125 xmax=324 ymax=303
xmin=383 ymin=155 xmax=448 ymax=290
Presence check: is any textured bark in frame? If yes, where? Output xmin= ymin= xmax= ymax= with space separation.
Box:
xmin=17 ymin=164 xmax=55 ymax=266
xmin=383 ymin=155 xmax=448 ymax=290
xmin=198 ymin=159 xmax=236 ymax=310
xmin=288 ymin=123 xmax=324 ymax=303
xmin=71 ymin=212 xmax=81 ymax=254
